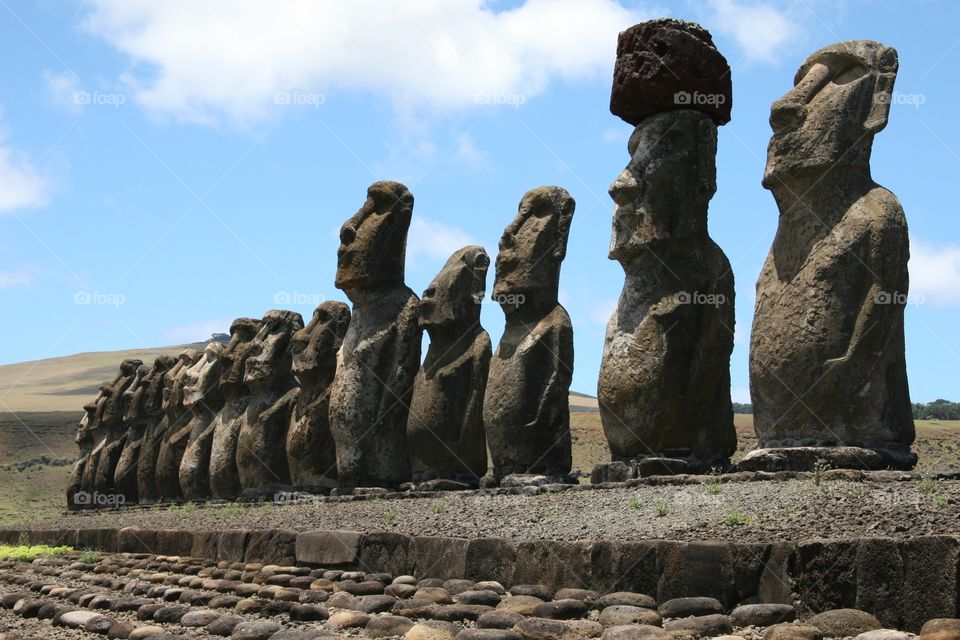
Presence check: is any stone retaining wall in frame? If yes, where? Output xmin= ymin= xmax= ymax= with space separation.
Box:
xmin=3 ymin=527 xmax=957 ymax=632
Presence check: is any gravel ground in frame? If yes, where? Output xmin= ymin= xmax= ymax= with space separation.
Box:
xmin=25 ymin=478 xmax=960 ymax=543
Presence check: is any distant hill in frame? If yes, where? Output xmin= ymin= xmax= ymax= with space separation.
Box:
xmin=0 ymin=344 xmax=600 ymax=413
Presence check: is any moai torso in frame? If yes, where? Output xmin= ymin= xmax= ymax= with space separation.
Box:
xmin=154 ymin=349 xmax=200 ymax=501
xmin=286 ymin=302 xmax=350 ymax=490
xmin=113 ymin=363 xmax=150 ymax=503
xmin=135 ymin=355 xmax=175 ymax=503
xmin=329 ymin=181 xmax=422 ymax=489
xmin=67 ymin=398 xmax=100 ymax=509
xmin=93 ymin=359 xmax=141 ymax=495
xmin=408 ymin=246 xmax=492 ymax=486
xmin=178 ymin=343 xmax=226 ymax=499
xmin=236 ymin=310 xmax=303 ymax=492
xmin=483 ymin=186 xmax=576 ymax=482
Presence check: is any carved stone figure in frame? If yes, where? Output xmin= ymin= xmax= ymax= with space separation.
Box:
xmin=597 ymin=111 xmax=736 ymax=475
xmin=286 ymin=302 xmax=351 ymax=490
xmin=744 ymin=40 xmax=915 ymax=471
xmin=483 ymin=186 xmax=576 ymax=484
xmin=178 ymin=342 xmax=226 ymax=499
xmin=408 ymin=246 xmax=492 ymax=487
xmin=135 ymin=355 xmax=176 ymax=503
xmin=209 ymin=317 xmax=261 ymax=499
xmin=154 ymin=349 xmax=201 ymax=500
xmin=236 ymin=309 xmax=303 ymax=492
xmin=329 ymin=181 xmax=422 ymax=489
xmin=113 ymin=363 xmax=151 ymax=503
xmin=67 ymin=396 xmax=103 ymax=510
xmin=92 ymin=359 xmax=142 ymax=496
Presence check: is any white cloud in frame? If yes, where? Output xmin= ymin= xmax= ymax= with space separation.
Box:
xmin=0 ymin=142 xmax=50 ymax=214
xmin=80 ymin=0 xmax=648 ymax=126
xmin=0 ymin=265 xmax=37 ymax=288
xmin=703 ymin=0 xmax=800 ymax=64
xmin=162 ymin=319 xmax=231 ymax=344
xmin=42 ymin=70 xmax=84 ymax=114
xmin=909 ymin=236 xmax=960 ymax=307
xmin=407 ymin=217 xmax=476 ymax=263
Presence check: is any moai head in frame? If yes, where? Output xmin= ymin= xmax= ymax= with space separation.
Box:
xmin=493 ymin=186 xmax=574 ymax=307
xmin=420 ymin=245 xmax=490 ymax=329
xmin=183 ymin=342 xmax=226 ymax=409
xmin=143 ymin=355 xmax=175 ymax=417
xmin=76 ymin=400 xmax=99 ymax=451
xmin=103 ymin=359 xmax=142 ymax=427
xmin=608 ymin=110 xmax=717 ymax=262
xmin=218 ymin=317 xmax=261 ymax=396
xmin=336 ymin=181 xmax=414 ymax=297
xmin=243 ymin=310 xmax=304 ymax=389
xmin=610 ymin=19 xmax=732 ymax=126
xmin=291 ymin=301 xmax=351 ymax=383
xmin=162 ymin=350 xmax=199 ymax=415
xmin=763 ymin=40 xmax=898 ymax=187
xmin=122 ymin=364 xmax=151 ymax=423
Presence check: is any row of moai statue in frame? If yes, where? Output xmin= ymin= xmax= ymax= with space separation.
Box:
xmin=68 ymin=19 xmax=917 ymax=508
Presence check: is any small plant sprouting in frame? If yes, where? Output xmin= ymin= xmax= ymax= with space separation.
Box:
xmin=383 ymin=509 xmax=398 ymax=525
xmin=812 ymin=457 xmax=831 ymax=487
xmin=655 ymin=499 xmax=669 ymax=517
xmin=431 ymin=502 xmax=444 ymax=515
xmin=918 ymin=474 xmax=937 ymax=495
xmin=724 ymin=511 xmax=753 ymax=526
xmin=17 ymin=532 xmax=28 ymax=547
xmin=168 ymin=503 xmax=181 ymax=514
xmin=183 ymin=502 xmax=198 ymax=514
xmin=934 ymin=492 xmax=949 ymax=509
xmin=544 ymin=511 xmax=559 ymax=524
xmin=627 ymin=497 xmax=641 ymax=510
xmin=78 ymin=550 xmax=101 ymax=564
xmin=705 ymin=468 xmax=723 ymax=495
xmin=221 ymin=504 xmax=243 ymax=517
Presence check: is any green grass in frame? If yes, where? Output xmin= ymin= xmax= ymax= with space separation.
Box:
xmin=383 ymin=509 xmax=398 ymax=525
xmin=705 ymin=469 xmax=723 ymax=495
xmin=654 ymin=499 xmax=669 ymax=517
xmin=78 ymin=550 xmax=101 ymax=564
xmin=0 ymin=544 xmax=72 ymax=561
xmin=431 ymin=502 xmax=444 ymax=515
xmin=627 ymin=496 xmax=641 ymax=510
xmin=812 ymin=457 xmax=831 ymax=487
xmin=724 ymin=511 xmax=754 ymax=526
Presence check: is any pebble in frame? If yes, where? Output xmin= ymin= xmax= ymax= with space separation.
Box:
xmin=179 ymin=609 xmax=220 ymax=626
xmin=407 ymin=621 xmax=462 ymax=640
xmin=328 ymin=610 xmax=372 ymax=629
xmin=459 ymin=630 xmax=524 ymax=640
xmin=498 ymin=596 xmax=546 ymax=615
xmin=555 ymin=589 xmax=599 ymax=606
xmin=534 ymin=599 xmax=589 ymax=620
xmin=56 ymin=610 xmax=102 ymax=628
xmin=366 ymin=614 xmax=416 ymax=637
xmin=511 ymin=585 xmax=555 ymax=601
xmin=595 ymin=593 xmax=657 ymax=610
xmin=457 ymin=590 xmax=504 ymax=606
xmin=514 ymin=617 xmax=604 ymax=640
xmin=657 ymin=597 xmax=723 ymax=619
xmin=599 ymin=625 xmax=669 ymax=640
xmin=921 ymin=619 xmax=960 ymax=640
xmin=855 ymin=631 xmax=913 ymax=640
xmin=290 ymin=603 xmax=330 ymax=621
xmin=205 ymin=614 xmax=245 ymax=635
xmin=731 ymin=604 xmax=796 ymax=627
xmin=806 ymin=609 xmax=882 ymax=637
xmin=433 ymin=604 xmax=495 ymax=622
xmin=416 ymin=588 xmax=455 ymax=604
xmin=597 ymin=605 xmax=662 ymax=627
xmin=479 ymin=611 xmax=526 ymax=629
xmin=394 ymin=599 xmax=441 ymax=618
xmin=231 ymin=620 xmax=283 ymax=640
xmin=359 ymin=594 xmax=399 ymax=614
xmin=764 ymin=624 xmax=825 ymax=640
xmin=663 ymin=613 xmax=732 ymax=636
xmin=129 ymin=626 xmax=166 ymax=639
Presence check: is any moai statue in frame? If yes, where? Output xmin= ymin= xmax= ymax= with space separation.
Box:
xmin=209 ymin=318 xmax=261 ymax=499
xmin=408 ymin=246 xmax=492 ymax=488
xmin=154 ymin=349 xmax=201 ymax=501
xmin=236 ymin=309 xmax=303 ymax=493
xmin=113 ymin=363 xmax=151 ymax=503
xmin=67 ymin=397 xmax=102 ymax=510
xmin=178 ymin=342 xmax=227 ymax=499
xmin=483 ymin=186 xmax=576 ymax=485
xmin=286 ymin=302 xmax=351 ymax=490
xmin=744 ymin=40 xmax=915 ymax=471
xmin=595 ymin=19 xmax=736 ymax=481
xmin=329 ymin=181 xmax=422 ymax=489
xmin=135 ymin=355 xmax=176 ymax=503
xmin=93 ymin=359 xmax=142 ymax=496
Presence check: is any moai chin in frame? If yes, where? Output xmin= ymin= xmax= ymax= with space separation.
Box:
xmin=154 ymin=349 xmax=201 ymax=501
xmin=178 ymin=342 xmax=227 ymax=499
xmin=208 ymin=317 xmax=261 ymax=499
xmin=329 ymin=180 xmax=422 ymax=489
xmin=135 ymin=355 xmax=176 ymax=503
xmin=286 ymin=301 xmax=351 ymax=490
xmin=483 ymin=186 xmax=576 ymax=485
xmin=408 ymin=245 xmax=492 ymax=488
xmin=113 ymin=363 xmax=151 ymax=504
xmin=236 ymin=309 xmax=303 ymax=493
xmin=744 ymin=40 xmax=915 ymax=471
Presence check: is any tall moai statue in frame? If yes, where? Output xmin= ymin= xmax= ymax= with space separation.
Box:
xmin=744 ymin=40 xmax=915 ymax=471
xmin=113 ymin=363 xmax=151 ymax=503
xmin=209 ymin=317 xmax=261 ymax=499
xmin=329 ymin=181 xmax=422 ymax=489
xmin=596 ymin=19 xmax=737 ymax=480
xmin=286 ymin=301 xmax=351 ymax=490
xmin=92 ymin=359 xmax=142 ymax=496
xmin=154 ymin=349 xmax=201 ymax=501
xmin=178 ymin=342 xmax=227 ymax=499
xmin=408 ymin=246 xmax=492 ymax=488
xmin=135 ymin=355 xmax=176 ymax=503
xmin=67 ymin=395 xmax=104 ymax=509
xmin=483 ymin=186 xmax=576 ymax=485
xmin=236 ymin=309 xmax=303 ymax=493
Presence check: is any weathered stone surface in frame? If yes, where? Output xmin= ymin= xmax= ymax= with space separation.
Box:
xmin=208 ymin=317 xmax=260 ymax=499
xmin=409 ymin=245 xmax=492 ymax=485
xmin=599 ymin=108 xmax=735 ymax=469
xmin=231 ymin=620 xmax=283 ymax=640
xmin=657 ymin=597 xmax=722 ymax=619
xmin=237 ymin=309 xmax=303 ymax=491
xmin=599 ymin=625 xmax=668 ymax=640
xmin=730 ymin=604 xmax=796 ymax=627
xmin=749 ymin=40 xmax=915 ymax=470
xmin=807 ymin=609 xmax=882 ymax=637
xmin=113 ymin=363 xmax=151 ymax=505
xmin=610 ymin=19 xmax=731 ymax=126
xmin=176 ymin=343 xmax=226 ymax=499
xmin=514 ymin=618 xmax=603 ymax=640
xmin=663 ymin=614 xmax=731 ymax=636
xmin=330 ymin=181 xmax=422 ymax=488
xmin=366 ymin=615 xmax=416 ymax=637
xmin=479 ymin=611 xmax=526 ymax=629
xmin=154 ymin=350 xmax=201 ymax=501
xmin=413 ymin=537 xmax=470 ymax=580
xmin=484 ymin=187 xmax=576 ymax=481
xmin=595 ymin=593 xmax=657 ymax=610
xmin=287 ymin=301 xmax=350 ymax=489
xmin=297 ymin=530 xmax=364 ymax=566
xmin=514 ymin=541 xmax=590 ymax=592
xmin=597 ymin=606 xmax=661 ymax=627
xmin=246 ymin=529 xmax=297 ymax=565
xmin=920 ymin=619 xmax=960 ymax=640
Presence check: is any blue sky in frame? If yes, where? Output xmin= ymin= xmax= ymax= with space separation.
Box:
xmin=0 ymin=0 xmax=957 ymax=403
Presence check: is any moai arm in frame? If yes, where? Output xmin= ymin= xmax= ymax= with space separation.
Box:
xmin=526 ymin=314 xmax=573 ymax=430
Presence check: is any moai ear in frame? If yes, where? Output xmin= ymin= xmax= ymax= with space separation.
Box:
xmin=551 ymin=193 xmax=576 ymax=262
xmin=697 ymin=116 xmax=718 ymax=199
xmin=470 ymin=249 xmax=490 ymax=301
xmin=864 ymin=46 xmax=898 ymax=135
